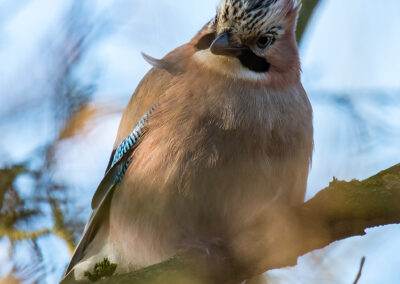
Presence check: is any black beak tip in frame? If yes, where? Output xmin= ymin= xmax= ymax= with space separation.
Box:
xmin=210 ymin=32 xmax=230 ymax=55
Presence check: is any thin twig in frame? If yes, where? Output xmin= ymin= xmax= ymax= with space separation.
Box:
xmin=353 ymin=257 xmax=366 ymax=284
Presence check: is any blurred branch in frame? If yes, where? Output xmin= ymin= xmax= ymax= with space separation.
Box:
xmin=353 ymin=257 xmax=366 ymax=284
xmin=297 ymin=0 xmax=320 ymax=43
xmin=0 ymin=2 xmax=112 ymax=281
xmin=62 ymin=163 xmax=400 ymax=283
xmin=58 ymin=103 xmax=123 ymax=141
xmin=0 ymin=165 xmax=26 ymax=210
xmin=0 ymin=227 xmax=50 ymax=241
xmin=0 ymin=275 xmax=21 ymax=284
xmin=49 ymin=197 xmax=78 ymax=253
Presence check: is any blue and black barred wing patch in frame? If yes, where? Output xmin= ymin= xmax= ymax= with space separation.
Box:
xmin=91 ymin=105 xmax=157 ymax=210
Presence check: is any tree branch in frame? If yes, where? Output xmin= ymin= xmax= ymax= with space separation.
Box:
xmin=49 ymin=197 xmax=77 ymax=253
xmin=63 ymin=163 xmax=400 ymax=284
xmin=0 ymin=228 xmax=51 ymax=241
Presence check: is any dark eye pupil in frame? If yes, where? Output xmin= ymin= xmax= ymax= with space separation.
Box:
xmin=257 ymin=36 xmax=271 ymax=48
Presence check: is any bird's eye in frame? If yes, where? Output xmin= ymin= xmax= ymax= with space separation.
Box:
xmin=257 ymin=35 xmax=274 ymax=49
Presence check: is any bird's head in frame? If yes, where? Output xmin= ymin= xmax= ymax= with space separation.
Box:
xmin=193 ymin=0 xmax=302 ymax=80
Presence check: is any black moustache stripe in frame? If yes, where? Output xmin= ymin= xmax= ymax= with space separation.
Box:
xmin=237 ymin=49 xmax=270 ymax=73
xmin=195 ymin=33 xmax=270 ymax=73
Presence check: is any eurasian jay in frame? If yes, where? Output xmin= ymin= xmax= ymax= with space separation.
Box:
xmin=62 ymin=0 xmax=313 ymax=282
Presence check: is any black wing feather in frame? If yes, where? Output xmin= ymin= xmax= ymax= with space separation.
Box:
xmin=64 ymin=147 xmax=134 ymax=276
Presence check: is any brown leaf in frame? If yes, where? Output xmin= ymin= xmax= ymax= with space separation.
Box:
xmin=58 ymin=103 xmax=123 ymax=141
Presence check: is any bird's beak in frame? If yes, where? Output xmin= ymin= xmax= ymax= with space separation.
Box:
xmin=210 ymin=32 xmax=246 ymax=57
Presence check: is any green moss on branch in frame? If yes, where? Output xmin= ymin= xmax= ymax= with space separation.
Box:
xmin=84 ymin=258 xmax=117 ymax=283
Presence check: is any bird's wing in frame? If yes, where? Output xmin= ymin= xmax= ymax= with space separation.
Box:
xmin=64 ymin=106 xmax=157 ymax=277
xmin=63 ymin=69 xmax=175 ymax=281
xmin=63 ymin=25 xmax=209 ymax=278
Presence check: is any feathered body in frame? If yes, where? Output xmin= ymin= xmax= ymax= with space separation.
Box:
xmin=63 ymin=0 xmax=313 ymax=282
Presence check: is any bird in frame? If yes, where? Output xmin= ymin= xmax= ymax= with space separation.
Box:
xmin=61 ymin=0 xmax=313 ymax=283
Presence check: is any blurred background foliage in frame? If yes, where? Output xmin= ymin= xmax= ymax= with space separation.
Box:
xmin=0 ymin=0 xmax=399 ymax=283
xmin=0 ymin=1 xmax=117 ymax=282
